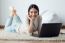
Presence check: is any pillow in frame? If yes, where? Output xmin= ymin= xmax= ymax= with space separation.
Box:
xmin=41 ymin=11 xmax=61 ymax=24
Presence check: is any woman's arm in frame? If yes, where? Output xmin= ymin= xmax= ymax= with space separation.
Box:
xmin=28 ymin=16 xmax=37 ymax=33
xmin=28 ymin=20 xmax=34 ymax=33
xmin=37 ymin=16 xmax=42 ymax=31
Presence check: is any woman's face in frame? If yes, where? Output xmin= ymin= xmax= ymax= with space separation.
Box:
xmin=29 ymin=8 xmax=38 ymax=18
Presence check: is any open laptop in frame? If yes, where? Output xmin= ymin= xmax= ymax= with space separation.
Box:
xmin=32 ymin=23 xmax=62 ymax=37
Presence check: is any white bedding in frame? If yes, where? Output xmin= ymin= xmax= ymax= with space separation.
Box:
xmin=0 ymin=31 xmax=65 ymax=41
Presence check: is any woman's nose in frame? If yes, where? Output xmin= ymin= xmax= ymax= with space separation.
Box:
xmin=32 ymin=13 xmax=35 ymax=16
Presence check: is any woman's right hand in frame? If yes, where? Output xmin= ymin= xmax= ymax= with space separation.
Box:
xmin=28 ymin=15 xmax=35 ymax=22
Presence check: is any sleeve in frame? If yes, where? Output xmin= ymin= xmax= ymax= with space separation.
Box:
xmin=5 ymin=16 xmax=13 ymax=27
xmin=38 ymin=16 xmax=42 ymax=30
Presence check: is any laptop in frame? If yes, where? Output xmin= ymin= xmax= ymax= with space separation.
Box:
xmin=32 ymin=23 xmax=62 ymax=37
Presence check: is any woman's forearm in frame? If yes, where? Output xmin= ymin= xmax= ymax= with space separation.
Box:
xmin=29 ymin=21 xmax=34 ymax=33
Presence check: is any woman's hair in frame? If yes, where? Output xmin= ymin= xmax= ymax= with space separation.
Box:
xmin=28 ymin=4 xmax=39 ymax=24
xmin=28 ymin=4 xmax=39 ymax=15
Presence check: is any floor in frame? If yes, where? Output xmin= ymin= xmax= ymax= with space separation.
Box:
xmin=0 ymin=40 xmax=65 ymax=43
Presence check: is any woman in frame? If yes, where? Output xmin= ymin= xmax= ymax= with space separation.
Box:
xmin=18 ymin=4 xmax=42 ymax=35
xmin=4 ymin=7 xmax=21 ymax=32
xmin=27 ymin=4 xmax=42 ymax=35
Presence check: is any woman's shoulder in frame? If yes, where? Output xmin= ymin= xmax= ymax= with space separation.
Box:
xmin=37 ymin=15 xmax=42 ymax=20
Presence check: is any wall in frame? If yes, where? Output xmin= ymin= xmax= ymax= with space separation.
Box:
xmin=0 ymin=0 xmax=65 ymax=25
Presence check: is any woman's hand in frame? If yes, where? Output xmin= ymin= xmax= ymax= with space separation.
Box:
xmin=28 ymin=15 xmax=35 ymax=22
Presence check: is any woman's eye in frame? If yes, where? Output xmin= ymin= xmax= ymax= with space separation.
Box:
xmin=35 ymin=11 xmax=37 ymax=13
xmin=31 ymin=12 xmax=33 ymax=13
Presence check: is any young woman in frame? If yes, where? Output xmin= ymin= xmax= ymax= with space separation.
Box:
xmin=27 ymin=4 xmax=42 ymax=35
xmin=17 ymin=4 xmax=42 ymax=35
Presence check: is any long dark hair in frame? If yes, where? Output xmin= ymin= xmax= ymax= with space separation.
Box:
xmin=28 ymin=4 xmax=39 ymax=24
